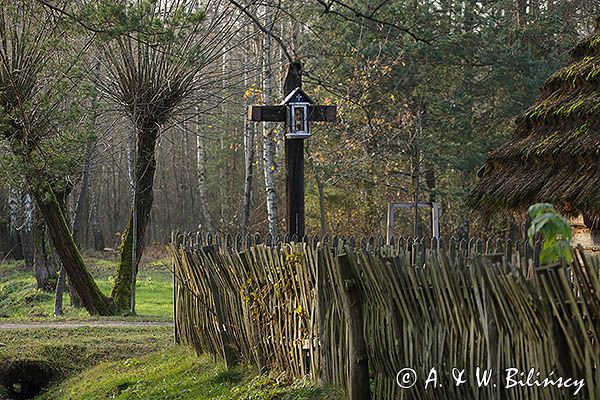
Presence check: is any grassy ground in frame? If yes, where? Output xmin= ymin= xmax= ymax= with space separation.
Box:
xmin=0 ymin=251 xmax=342 ymax=400
xmin=0 ymin=326 xmax=174 ymax=400
xmin=0 ymin=249 xmax=173 ymax=320
xmin=44 ymin=346 xmax=342 ymax=400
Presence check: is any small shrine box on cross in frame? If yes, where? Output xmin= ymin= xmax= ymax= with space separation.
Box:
xmin=283 ymin=87 xmax=313 ymax=139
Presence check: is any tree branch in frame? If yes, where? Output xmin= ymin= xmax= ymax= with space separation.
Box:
xmin=315 ymin=0 xmax=430 ymax=44
xmin=227 ymin=0 xmax=294 ymax=63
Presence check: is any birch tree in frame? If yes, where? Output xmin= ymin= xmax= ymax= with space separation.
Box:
xmin=241 ymin=22 xmax=258 ymax=232
xmin=262 ymin=0 xmax=279 ymax=236
xmin=196 ymin=106 xmax=212 ymax=228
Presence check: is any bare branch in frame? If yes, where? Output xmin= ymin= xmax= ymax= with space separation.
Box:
xmin=314 ymin=0 xmax=430 ymax=44
xmin=227 ymin=0 xmax=294 ymax=63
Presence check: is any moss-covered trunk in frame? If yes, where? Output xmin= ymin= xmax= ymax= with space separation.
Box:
xmin=111 ymin=126 xmax=159 ymax=311
xmin=32 ymin=184 xmax=115 ymax=315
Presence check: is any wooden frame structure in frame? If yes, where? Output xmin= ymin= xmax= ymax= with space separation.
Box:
xmin=386 ymin=201 xmax=441 ymax=245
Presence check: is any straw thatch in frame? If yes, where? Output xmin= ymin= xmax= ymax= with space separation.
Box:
xmin=469 ymin=17 xmax=600 ymax=219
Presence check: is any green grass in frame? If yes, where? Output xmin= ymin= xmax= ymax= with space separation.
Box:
xmin=0 ymin=326 xmax=174 ymax=400
xmin=0 ymin=326 xmax=174 ymax=371
xmin=43 ymin=346 xmax=342 ymax=400
xmin=0 ymin=253 xmax=173 ymax=320
xmin=0 ymin=253 xmax=342 ymax=399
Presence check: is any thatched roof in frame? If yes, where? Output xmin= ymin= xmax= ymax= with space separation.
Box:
xmin=469 ymin=17 xmax=600 ymax=218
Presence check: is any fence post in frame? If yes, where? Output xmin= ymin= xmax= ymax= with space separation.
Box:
xmin=336 ymin=253 xmax=371 ymax=400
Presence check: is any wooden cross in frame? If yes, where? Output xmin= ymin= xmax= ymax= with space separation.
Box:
xmin=248 ymin=62 xmax=337 ymax=238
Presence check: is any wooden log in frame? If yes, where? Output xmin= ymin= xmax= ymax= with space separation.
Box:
xmin=335 ymin=253 xmax=371 ymax=400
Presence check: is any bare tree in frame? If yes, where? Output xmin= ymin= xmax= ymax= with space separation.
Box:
xmin=100 ymin=0 xmax=244 ymax=312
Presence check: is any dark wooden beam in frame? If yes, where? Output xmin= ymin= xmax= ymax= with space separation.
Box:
xmin=249 ymin=105 xmax=336 ymax=123
xmin=286 ymin=139 xmax=304 ymax=239
xmin=248 ymin=105 xmax=286 ymax=122
xmin=284 ymin=62 xmax=305 ymax=239
xmin=309 ymin=105 xmax=337 ymax=122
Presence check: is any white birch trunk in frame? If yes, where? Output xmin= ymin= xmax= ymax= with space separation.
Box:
xmin=9 ymin=186 xmax=34 ymax=268
xmin=196 ymin=106 xmax=212 ymax=229
xmin=8 ymin=187 xmax=19 ymax=240
xmin=262 ymin=0 xmax=279 ymax=236
xmin=126 ymin=129 xmax=135 ymax=196
xmin=220 ymin=48 xmax=228 ymax=227
xmin=21 ymin=191 xmax=34 ymax=269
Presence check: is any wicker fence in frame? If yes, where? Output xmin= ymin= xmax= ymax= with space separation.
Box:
xmin=170 ymin=232 xmax=599 ymax=399
xmin=170 ymin=231 xmax=543 ymax=262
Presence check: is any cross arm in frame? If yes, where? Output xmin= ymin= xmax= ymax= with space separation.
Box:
xmin=309 ymin=105 xmax=337 ymax=122
xmin=248 ymin=105 xmax=337 ymax=122
xmin=248 ymin=105 xmax=286 ymax=122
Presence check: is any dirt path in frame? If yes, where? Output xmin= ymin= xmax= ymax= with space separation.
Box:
xmin=0 ymin=321 xmax=173 ymax=330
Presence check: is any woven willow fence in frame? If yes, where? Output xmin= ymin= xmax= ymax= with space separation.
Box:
xmin=170 ymin=234 xmax=599 ymax=399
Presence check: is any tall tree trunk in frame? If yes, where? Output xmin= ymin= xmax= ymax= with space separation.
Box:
xmin=262 ymin=0 xmax=279 ymax=236
xmin=2 ymin=190 xmax=18 ymax=258
xmin=54 ymin=265 xmax=66 ymax=317
xmin=220 ymin=50 xmax=228 ymax=228
xmin=31 ymin=181 xmax=114 ymax=315
xmin=68 ymin=63 xmax=101 ymax=310
xmin=111 ymin=165 xmax=120 ymax=246
xmin=72 ymin=145 xmax=93 ymax=249
xmin=33 ymin=212 xmax=56 ymax=292
xmin=111 ymin=125 xmax=159 ymax=312
xmin=126 ymin=130 xmax=136 ymax=195
xmin=160 ymin=151 xmax=173 ymax=235
xmin=411 ymin=107 xmax=423 ymax=238
xmin=90 ymin=200 xmax=105 ymax=252
xmin=242 ymin=116 xmax=255 ymax=232
xmin=72 ymin=61 xmax=100 ymax=250
xmin=196 ymin=106 xmax=212 ymax=229
xmin=241 ymin=23 xmax=257 ymax=232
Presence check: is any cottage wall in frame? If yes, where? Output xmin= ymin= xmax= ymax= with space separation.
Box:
xmin=571 ymin=215 xmax=600 ymax=253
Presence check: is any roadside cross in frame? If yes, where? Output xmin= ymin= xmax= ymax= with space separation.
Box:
xmin=248 ymin=62 xmax=336 ymax=238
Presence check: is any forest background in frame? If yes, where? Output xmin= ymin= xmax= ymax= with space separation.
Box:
xmin=1 ymin=0 xmax=597 ymax=261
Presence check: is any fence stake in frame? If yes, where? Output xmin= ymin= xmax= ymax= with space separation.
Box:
xmin=336 ymin=253 xmax=371 ymax=400
xmin=173 ymin=253 xmax=179 ymax=344
xmin=203 ymin=246 xmax=240 ymax=367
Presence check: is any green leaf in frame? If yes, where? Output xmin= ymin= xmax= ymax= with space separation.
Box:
xmin=527 ymin=203 xmax=572 ymax=264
